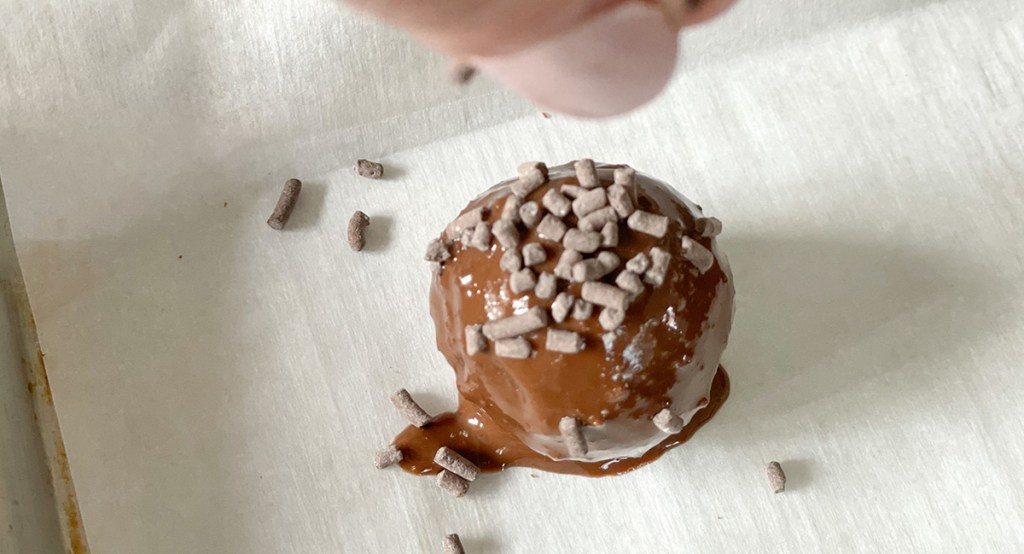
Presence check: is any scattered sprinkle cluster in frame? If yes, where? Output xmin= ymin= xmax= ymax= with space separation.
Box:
xmin=376 ymin=389 xmax=484 ymax=498
xmin=267 ymin=160 xmax=385 ymax=247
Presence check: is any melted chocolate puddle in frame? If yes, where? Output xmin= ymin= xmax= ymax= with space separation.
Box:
xmin=395 ymin=367 xmax=728 ymax=477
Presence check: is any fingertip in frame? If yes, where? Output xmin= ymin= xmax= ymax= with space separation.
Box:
xmin=473 ymin=4 xmax=678 ymax=118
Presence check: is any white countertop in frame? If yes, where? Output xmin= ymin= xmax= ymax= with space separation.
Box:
xmin=1 ymin=0 xmax=1023 ymax=552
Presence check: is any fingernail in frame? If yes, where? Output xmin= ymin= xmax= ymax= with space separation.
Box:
xmin=472 ymin=4 xmax=678 ymax=118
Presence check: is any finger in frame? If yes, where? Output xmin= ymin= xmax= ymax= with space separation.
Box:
xmin=344 ymin=0 xmax=625 ymax=57
xmin=473 ymin=3 xmax=678 ymax=118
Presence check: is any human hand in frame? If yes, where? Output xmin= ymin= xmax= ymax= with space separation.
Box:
xmin=344 ymin=0 xmax=737 ymax=117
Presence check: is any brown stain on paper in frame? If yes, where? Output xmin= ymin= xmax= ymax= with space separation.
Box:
xmin=42 ymin=352 xmax=87 ymax=554
xmin=23 ymin=309 xmax=89 ymax=553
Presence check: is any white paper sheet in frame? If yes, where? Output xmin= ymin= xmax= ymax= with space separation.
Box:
xmin=2 ymin=0 xmax=1024 ymax=552
xmin=0 ymin=185 xmax=67 ymax=554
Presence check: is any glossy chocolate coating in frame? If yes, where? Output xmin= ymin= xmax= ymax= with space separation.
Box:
xmin=396 ymin=163 xmax=734 ymax=476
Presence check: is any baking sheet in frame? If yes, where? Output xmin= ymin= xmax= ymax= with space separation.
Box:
xmin=2 ymin=0 xmax=1023 ymax=552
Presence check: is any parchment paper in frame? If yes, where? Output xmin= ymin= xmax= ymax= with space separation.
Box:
xmin=2 ymin=0 xmax=1023 ymax=552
